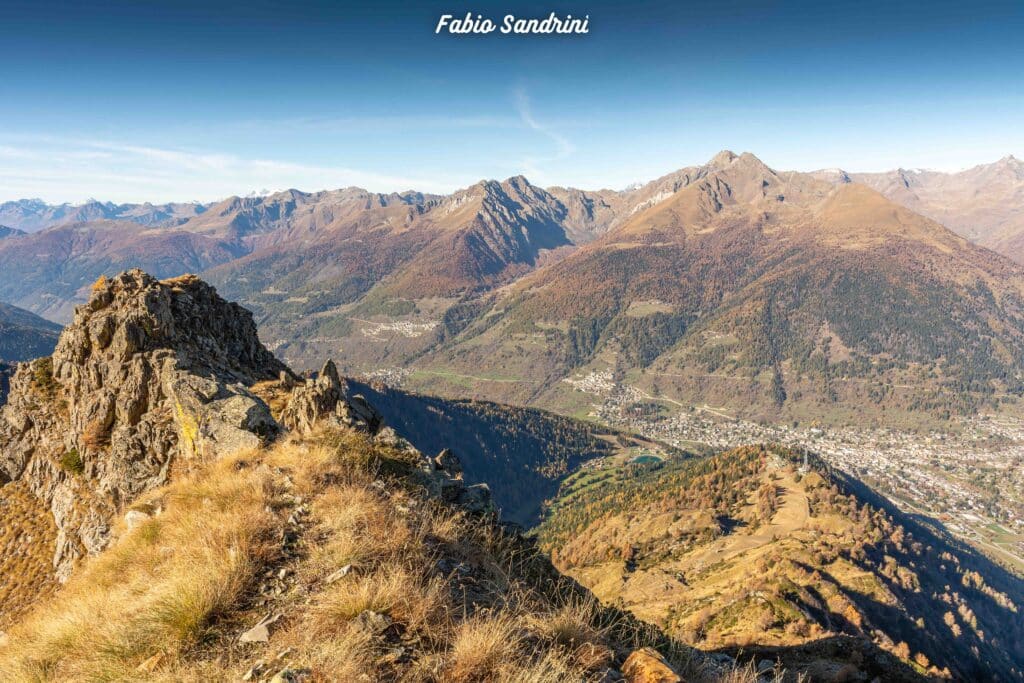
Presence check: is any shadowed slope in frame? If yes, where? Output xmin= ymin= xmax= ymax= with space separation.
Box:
xmin=0 ymin=302 xmax=60 ymax=364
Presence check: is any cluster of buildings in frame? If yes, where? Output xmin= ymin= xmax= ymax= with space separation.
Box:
xmin=566 ymin=371 xmax=1024 ymax=566
xmin=359 ymin=320 xmax=438 ymax=340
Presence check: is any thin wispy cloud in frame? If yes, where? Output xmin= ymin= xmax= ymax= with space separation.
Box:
xmin=0 ymin=135 xmax=463 ymax=204
xmin=513 ymin=88 xmax=575 ymax=181
xmin=231 ymin=114 xmax=522 ymax=136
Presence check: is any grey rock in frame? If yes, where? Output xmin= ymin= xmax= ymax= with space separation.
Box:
xmin=439 ymin=479 xmax=463 ymax=504
xmin=374 ymin=425 xmax=412 ymax=451
xmin=239 ymin=613 xmax=281 ymax=644
xmin=458 ymin=483 xmax=493 ymax=514
xmin=0 ymin=269 xmax=287 ymax=581
xmin=709 ymin=653 xmax=736 ymax=667
xmin=124 ymin=509 xmax=150 ymax=530
xmin=433 ymin=448 xmax=462 ymax=478
xmin=270 ymin=668 xmax=312 ymax=683
xmin=325 ymin=564 xmax=353 ymax=584
xmin=354 ymin=609 xmax=393 ymax=636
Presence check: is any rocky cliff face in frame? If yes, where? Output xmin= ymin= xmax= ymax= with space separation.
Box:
xmin=0 ymin=270 xmax=287 ymax=580
xmin=0 ymin=269 xmax=490 ymax=591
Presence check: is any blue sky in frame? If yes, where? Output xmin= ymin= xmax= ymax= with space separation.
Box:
xmin=0 ymin=0 xmax=1021 ymax=203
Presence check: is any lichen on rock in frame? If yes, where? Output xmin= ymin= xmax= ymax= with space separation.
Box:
xmin=0 ymin=269 xmax=288 ymax=580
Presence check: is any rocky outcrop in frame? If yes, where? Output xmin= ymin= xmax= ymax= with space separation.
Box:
xmin=0 ymin=270 xmax=493 ymax=586
xmin=280 ymin=360 xmax=381 ymax=434
xmin=621 ymin=648 xmax=682 ymax=683
xmin=0 ymin=270 xmax=286 ymax=579
xmin=280 ymin=360 xmax=493 ymax=515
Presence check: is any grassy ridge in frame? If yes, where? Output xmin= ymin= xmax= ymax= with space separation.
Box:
xmin=0 ymin=429 xmax=759 ymax=682
xmin=537 ymin=445 xmax=1024 ymax=680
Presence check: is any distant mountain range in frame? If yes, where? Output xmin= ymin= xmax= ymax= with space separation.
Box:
xmin=0 ymin=198 xmax=208 ymax=232
xmin=407 ymin=152 xmax=1024 ymax=422
xmin=813 ymin=155 xmax=1024 ymax=264
xmin=0 ymin=225 xmax=26 ymax=239
xmin=5 ymin=154 xmax=1021 ymax=255
xmin=2 ymin=152 xmax=1023 ymax=423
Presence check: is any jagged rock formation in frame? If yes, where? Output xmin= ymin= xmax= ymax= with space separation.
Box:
xmin=278 ymin=359 xmax=493 ymax=514
xmin=0 ymin=270 xmax=286 ymax=580
xmin=280 ymin=360 xmax=381 ymax=434
xmin=0 ymin=268 xmax=497 ymax=597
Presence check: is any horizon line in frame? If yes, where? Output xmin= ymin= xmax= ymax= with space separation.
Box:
xmin=1 ymin=150 xmax=1020 ymax=207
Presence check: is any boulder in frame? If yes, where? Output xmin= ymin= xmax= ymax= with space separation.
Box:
xmin=433 ymin=448 xmax=463 ymax=478
xmin=239 ymin=613 xmax=282 ymax=644
xmin=622 ymin=647 xmax=682 ymax=683
xmin=124 ymin=509 xmax=150 ymax=530
xmin=458 ymin=483 xmax=493 ymax=514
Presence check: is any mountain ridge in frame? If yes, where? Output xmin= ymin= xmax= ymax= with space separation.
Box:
xmin=405 ymin=151 xmax=1024 ymax=423
xmin=0 ymin=268 xmax=761 ymax=681
xmin=813 ymin=155 xmax=1024 ymax=263
xmin=6 ymin=151 xmax=1018 ymax=237
xmin=0 ymin=198 xmax=209 ymax=233
xmin=537 ymin=444 xmax=1024 ymax=680
xmin=4 ymin=151 xmax=1024 ymax=427
xmin=1 ymin=268 xmax=1015 ymax=679
xmin=0 ymin=300 xmax=60 ymax=366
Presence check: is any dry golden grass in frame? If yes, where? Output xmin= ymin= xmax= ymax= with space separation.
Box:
xmin=0 ymin=428 xmax=763 ymax=682
xmin=527 ymin=599 xmax=606 ymax=649
xmin=0 ymin=482 xmax=59 ymax=629
xmin=81 ymin=417 xmax=111 ymax=451
xmin=0 ymin=450 xmax=279 ymax=681
xmin=446 ymin=615 xmax=522 ymax=682
xmin=249 ymin=379 xmax=292 ymax=421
